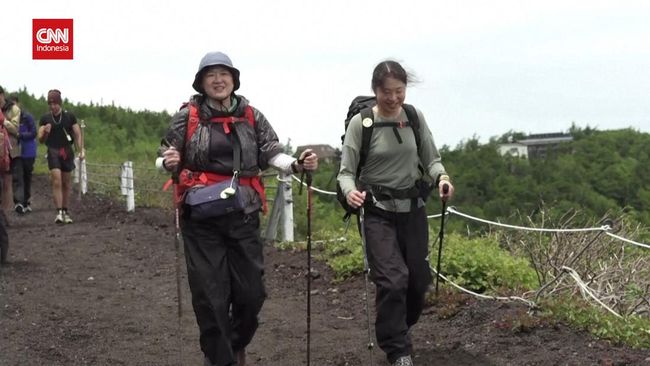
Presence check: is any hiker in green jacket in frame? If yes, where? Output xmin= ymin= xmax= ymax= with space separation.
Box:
xmin=338 ymin=60 xmax=455 ymax=366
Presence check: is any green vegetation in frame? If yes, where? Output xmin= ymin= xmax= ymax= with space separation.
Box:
xmin=6 ymin=87 xmax=649 ymax=348
xmin=439 ymin=233 xmax=538 ymax=292
xmin=544 ymin=299 xmax=650 ymax=349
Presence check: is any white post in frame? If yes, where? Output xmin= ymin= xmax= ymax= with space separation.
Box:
xmin=121 ymin=161 xmax=135 ymax=212
xmin=120 ymin=162 xmax=128 ymax=195
xmin=78 ymin=119 xmax=86 ymax=198
xmin=264 ymin=178 xmax=284 ymax=241
xmin=280 ymin=172 xmax=294 ymax=242
xmin=73 ymin=157 xmax=79 ymax=184
xmin=80 ymin=159 xmax=87 ymax=194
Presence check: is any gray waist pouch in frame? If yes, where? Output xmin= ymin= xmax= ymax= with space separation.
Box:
xmin=184 ymin=180 xmax=245 ymax=220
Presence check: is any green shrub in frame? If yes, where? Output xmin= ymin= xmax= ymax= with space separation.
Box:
xmin=436 ymin=233 xmax=538 ymax=292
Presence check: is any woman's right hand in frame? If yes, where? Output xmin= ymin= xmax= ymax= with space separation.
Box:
xmin=162 ymin=146 xmax=181 ymax=170
xmin=346 ymin=189 xmax=366 ymax=209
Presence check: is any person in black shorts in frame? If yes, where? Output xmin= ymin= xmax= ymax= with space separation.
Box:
xmin=37 ymin=89 xmax=85 ymax=224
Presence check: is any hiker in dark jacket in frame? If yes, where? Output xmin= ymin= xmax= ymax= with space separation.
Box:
xmin=9 ymin=96 xmax=37 ymax=214
xmin=157 ymin=51 xmax=318 ymax=366
xmin=338 ymin=60 xmax=455 ymax=366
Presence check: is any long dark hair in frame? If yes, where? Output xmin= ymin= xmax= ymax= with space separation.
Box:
xmin=371 ymin=60 xmax=416 ymax=92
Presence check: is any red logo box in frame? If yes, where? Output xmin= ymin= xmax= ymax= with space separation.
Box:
xmin=33 ymin=19 xmax=74 ymax=60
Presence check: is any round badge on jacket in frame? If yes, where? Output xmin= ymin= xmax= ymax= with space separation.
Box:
xmin=362 ymin=118 xmax=373 ymax=128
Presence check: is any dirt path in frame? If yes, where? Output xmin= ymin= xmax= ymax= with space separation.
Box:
xmin=1 ymin=175 xmax=649 ymax=365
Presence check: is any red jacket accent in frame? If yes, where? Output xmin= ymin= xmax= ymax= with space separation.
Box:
xmin=164 ymin=103 xmax=267 ymax=213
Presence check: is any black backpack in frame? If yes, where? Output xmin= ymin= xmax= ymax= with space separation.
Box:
xmin=336 ymin=96 xmax=422 ymax=218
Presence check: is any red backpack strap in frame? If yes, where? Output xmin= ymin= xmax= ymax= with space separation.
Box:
xmin=206 ymin=105 xmax=256 ymax=134
xmin=185 ymin=103 xmax=201 ymax=142
xmin=244 ymin=105 xmax=255 ymax=127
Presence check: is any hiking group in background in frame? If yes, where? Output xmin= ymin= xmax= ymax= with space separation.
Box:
xmin=0 ymin=85 xmax=84 ymax=265
xmin=8 ymin=95 xmax=37 ymax=215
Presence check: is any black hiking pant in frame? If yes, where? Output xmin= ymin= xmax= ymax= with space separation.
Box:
xmin=12 ymin=157 xmax=35 ymax=206
xmin=363 ymin=205 xmax=432 ymax=363
xmin=182 ymin=211 xmax=266 ymax=366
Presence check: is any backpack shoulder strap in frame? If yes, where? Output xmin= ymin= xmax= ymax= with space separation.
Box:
xmin=357 ymin=107 xmax=374 ymax=177
xmin=402 ymin=103 xmax=425 ymax=175
xmin=402 ymin=104 xmax=421 ymax=153
xmin=186 ymin=103 xmax=255 ymax=141
xmin=185 ymin=103 xmax=200 ymax=142
xmin=243 ymin=105 xmax=255 ymax=127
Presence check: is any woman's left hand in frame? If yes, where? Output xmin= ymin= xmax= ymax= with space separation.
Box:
xmin=439 ymin=180 xmax=454 ymax=202
xmin=299 ymin=149 xmax=318 ymax=171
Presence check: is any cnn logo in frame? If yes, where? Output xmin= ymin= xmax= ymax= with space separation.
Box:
xmin=33 ymin=19 xmax=73 ymax=60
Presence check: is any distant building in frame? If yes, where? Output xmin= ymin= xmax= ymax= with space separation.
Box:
xmin=498 ymin=132 xmax=573 ymax=159
xmin=295 ymin=144 xmax=338 ymax=164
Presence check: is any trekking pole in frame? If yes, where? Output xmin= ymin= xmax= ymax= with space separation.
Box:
xmin=358 ymin=206 xmax=375 ymax=365
xmin=435 ymin=184 xmax=450 ymax=297
xmin=172 ymin=178 xmax=184 ymax=366
xmin=297 ymin=153 xmax=313 ymax=366
xmin=165 ymin=142 xmax=183 ymax=366
xmin=306 ymin=169 xmax=314 ymax=366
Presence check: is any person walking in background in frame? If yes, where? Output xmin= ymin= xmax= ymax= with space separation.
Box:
xmin=337 ymin=60 xmax=455 ymax=366
xmin=9 ymin=95 xmax=37 ymax=214
xmin=0 ymin=86 xmax=20 ymax=213
xmin=157 ymin=51 xmax=318 ymax=366
xmin=0 ymin=93 xmax=9 ymax=266
xmin=37 ymin=89 xmax=84 ymax=224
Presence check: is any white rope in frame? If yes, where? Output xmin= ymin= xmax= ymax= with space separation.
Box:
xmin=561 ymin=266 xmax=622 ymax=318
xmin=430 ymin=266 xmax=537 ymax=308
xmin=447 ymin=207 xmax=609 ymax=233
xmin=427 ymin=212 xmax=445 ymax=219
xmin=275 ymin=175 xmax=292 ymax=183
xmin=290 ymin=174 xmax=337 ymax=196
xmin=605 ymin=232 xmax=650 ymax=250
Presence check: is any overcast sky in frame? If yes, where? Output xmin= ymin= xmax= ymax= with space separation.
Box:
xmin=3 ymin=0 xmax=649 ymax=149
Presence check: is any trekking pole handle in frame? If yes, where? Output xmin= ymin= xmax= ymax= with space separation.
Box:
xmin=162 ymin=139 xmax=181 ymax=184
xmin=442 ymin=183 xmax=449 ymax=194
xmin=298 ymin=152 xmax=314 ymax=192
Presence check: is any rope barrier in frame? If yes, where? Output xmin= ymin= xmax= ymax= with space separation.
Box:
xmin=562 ymin=266 xmax=622 ymax=318
xmin=447 ymin=207 xmax=609 ymax=233
xmin=605 ymin=232 xmax=650 ymax=250
xmin=291 ymin=175 xmax=337 ymax=196
xmin=429 ymin=264 xmax=537 ymax=308
xmin=427 ymin=213 xmax=445 ymax=219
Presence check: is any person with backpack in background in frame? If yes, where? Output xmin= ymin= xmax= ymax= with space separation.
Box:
xmin=0 ymin=86 xmax=20 ymax=214
xmin=337 ymin=60 xmax=455 ymax=366
xmin=157 ymin=51 xmax=318 ymax=366
xmin=37 ymin=89 xmax=84 ymax=224
xmin=9 ymin=95 xmax=37 ymax=214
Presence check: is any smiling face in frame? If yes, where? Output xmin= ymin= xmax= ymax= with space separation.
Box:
xmin=201 ymin=66 xmax=234 ymax=103
xmin=371 ymin=60 xmax=410 ymax=118
xmin=374 ymin=76 xmax=406 ymax=117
